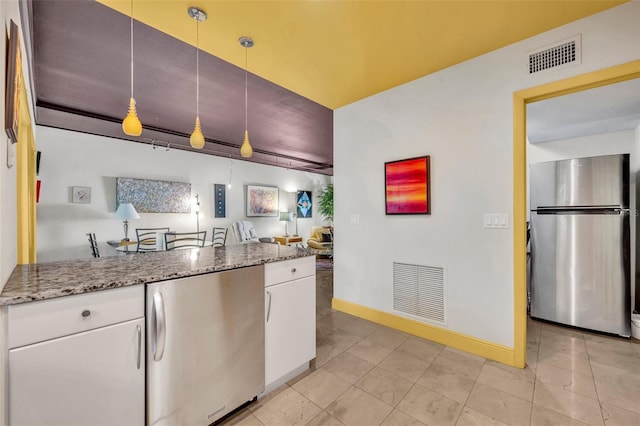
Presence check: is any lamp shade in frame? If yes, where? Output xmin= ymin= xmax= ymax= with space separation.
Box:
xmin=279 ymin=212 xmax=293 ymax=222
xmin=115 ymin=203 xmax=140 ymax=220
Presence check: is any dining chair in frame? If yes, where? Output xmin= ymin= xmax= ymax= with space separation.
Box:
xmin=87 ymin=233 xmax=100 ymax=258
xmin=164 ymin=231 xmax=207 ymax=250
xmin=136 ymin=227 xmax=170 ymax=252
xmin=211 ymin=227 xmax=228 ymax=247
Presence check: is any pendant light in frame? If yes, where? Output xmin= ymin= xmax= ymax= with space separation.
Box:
xmin=122 ymin=0 xmax=142 ymax=136
xmin=188 ymin=7 xmax=207 ymax=149
xmin=239 ymin=36 xmax=254 ymax=158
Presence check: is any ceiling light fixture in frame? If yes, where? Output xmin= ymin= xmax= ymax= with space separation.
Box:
xmin=239 ymin=36 xmax=254 ymax=158
xmin=188 ymin=6 xmax=207 ymax=149
xmin=122 ymin=0 xmax=142 ymax=136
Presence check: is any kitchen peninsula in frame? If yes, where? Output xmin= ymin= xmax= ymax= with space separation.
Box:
xmin=1 ymin=243 xmax=316 ymax=425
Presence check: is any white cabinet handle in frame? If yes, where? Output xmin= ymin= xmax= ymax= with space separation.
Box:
xmin=81 ymin=309 xmax=91 ymax=318
xmin=136 ymin=324 xmax=142 ymax=369
xmin=266 ymin=291 xmax=272 ymax=322
xmin=151 ymin=292 xmax=166 ymax=362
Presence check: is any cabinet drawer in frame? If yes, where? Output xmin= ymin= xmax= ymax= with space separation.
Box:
xmin=265 ymin=256 xmax=315 ymax=287
xmin=8 ymin=285 xmax=144 ymax=349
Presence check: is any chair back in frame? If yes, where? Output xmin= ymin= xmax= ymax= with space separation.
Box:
xmin=211 ymin=227 xmax=228 ymax=247
xmin=136 ymin=227 xmax=170 ymax=252
xmin=164 ymin=231 xmax=207 ymax=250
xmin=87 ymin=233 xmax=100 ymax=258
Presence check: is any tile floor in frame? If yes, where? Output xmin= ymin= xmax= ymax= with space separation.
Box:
xmin=221 ymin=271 xmax=640 ymax=426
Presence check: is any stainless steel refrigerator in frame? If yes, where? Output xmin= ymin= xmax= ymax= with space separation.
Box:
xmin=530 ymin=154 xmax=631 ymax=337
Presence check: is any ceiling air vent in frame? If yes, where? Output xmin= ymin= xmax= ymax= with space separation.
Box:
xmin=528 ymin=35 xmax=581 ymax=74
xmin=393 ymin=262 xmax=446 ymax=325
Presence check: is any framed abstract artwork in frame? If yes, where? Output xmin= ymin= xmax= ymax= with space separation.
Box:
xmin=296 ymin=190 xmax=312 ymax=218
xmin=246 ymin=184 xmax=279 ymax=217
xmin=385 ymin=156 xmax=430 ymax=215
xmin=116 ymin=177 xmax=191 ymax=213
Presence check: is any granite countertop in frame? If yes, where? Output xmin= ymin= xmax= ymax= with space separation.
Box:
xmin=0 ymin=243 xmax=311 ymax=305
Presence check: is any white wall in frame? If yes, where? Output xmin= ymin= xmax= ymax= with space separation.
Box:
xmin=36 ymin=126 xmax=330 ymax=262
xmin=527 ymin=129 xmax=638 ymax=311
xmin=333 ymin=2 xmax=640 ymax=347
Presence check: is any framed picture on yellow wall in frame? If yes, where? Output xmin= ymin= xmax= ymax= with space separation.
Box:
xmin=5 ymin=19 xmax=22 ymax=144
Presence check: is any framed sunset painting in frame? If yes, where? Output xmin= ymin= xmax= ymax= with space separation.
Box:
xmin=385 ymin=156 xmax=430 ymax=215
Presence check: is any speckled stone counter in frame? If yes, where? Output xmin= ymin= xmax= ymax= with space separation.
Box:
xmin=1 ymin=243 xmax=310 ymax=305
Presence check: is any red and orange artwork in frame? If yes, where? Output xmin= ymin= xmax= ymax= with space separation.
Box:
xmin=385 ymin=156 xmax=430 ymax=215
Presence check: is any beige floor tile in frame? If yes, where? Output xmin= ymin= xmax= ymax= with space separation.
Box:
xmin=465 ymin=382 xmax=532 ymax=426
xmin=355 ymin=366 xmax=414 ymax=406
xmin=306 ymin=411 xmax=346 ymax=426
xmin=601 ymin=402 xmax=640 ymax=426
xmin=322 ymin=352 xmax=375 ymax=384
xmin=339 ymin=318 xmax=380 ymax=338
xmin=291 ymin=369 xmax=352 ymax=409
xmin=251 ymin=387 xmax=322 ymax=426
xmin=533 ymin=380 xmax=604 ymax=426
xmin=535 ymin=362 xmax=597 ymax=400
xmin=631 ymin=341 xmax=640 ymax=355
xmin=587 ymin=345 xmax=640 ymax=373
xmin=536 ymin=348 xmax=593 ymax=376
xmin=442 ymin=346 xmax=486 ymax=362
xmin=326 ymin=311 xmax=358 ymax=330
xmin=315 ymin=343 xmax=344 ymax=367
xmin=326 ymin=387 xmax=394 ymax=426
xmin=417 ymin=348 xmax=484 ymax=403
xmin=396 ymin=383 xmax=463 ymax=426
xmin=590 ymin=360 xmax=640 ymax=383
xmin=542 ymin=323 xmax=587 ymax=339
xmin=367 ymin=327 xmax=410 ymax=349
xmin=455 ymin=407 xmax=509 ymax=426
xmin=347 ymin=338 xmax=394 ymax=365
xmin=530 ymin=405 xmax=590 ymax=426
xmin=396 ymin=337 xmax=444 ymax=363
xmin=378 ymin=349 xmax=431 ymax=383
xmin=317 ymin=328 xmax=363 ymax=351
xmin=539 ymin=330 xmax=589 ymax=360
xmin=380 ymin=409 xmax=426 ymax=426
xmin=594 ymin=377 xmax=640 ymax=415
xmin=219 ymin=410 xmax=265 ymax=426
xmin=528 ymin=327 xmax=542 ymax=347
xmin=476 ymin=361 xmax=535 ymax=401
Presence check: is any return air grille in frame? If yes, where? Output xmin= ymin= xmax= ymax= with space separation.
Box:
xmin=529 ymin=35 xmax=581 ymax=74
xmin=393 ymin=262 xmax=445 ymax=325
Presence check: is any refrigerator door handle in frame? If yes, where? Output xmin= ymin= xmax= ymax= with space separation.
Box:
xmin=136 ymin=324 xmax=142 ymax=369
xmin=151 ymin=292 xmax=166 ymax=362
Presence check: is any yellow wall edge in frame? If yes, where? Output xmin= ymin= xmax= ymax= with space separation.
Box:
xmin=332 ymin=298 xmax=516 ymax=367
xmin=512 ymin=59 xmax=640 ymax=370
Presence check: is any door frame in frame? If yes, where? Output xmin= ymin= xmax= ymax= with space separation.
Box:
xmin=512 ymin=60 xmax=640 ymax=368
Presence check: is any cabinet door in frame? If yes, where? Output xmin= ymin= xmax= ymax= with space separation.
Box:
xmin=265 ymin=276 xmax=316 ymax=386
xmin=9 ymin=318 xmax=145 ymax=426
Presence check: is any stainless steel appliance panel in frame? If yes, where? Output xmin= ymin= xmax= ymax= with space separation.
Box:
xmin=147 ymin=265 xmax=265 ymax=426
xmin=530 ymin=211 xmax=631 ymax=336
xmin=530 ymin=154 xmax=629 ymax=209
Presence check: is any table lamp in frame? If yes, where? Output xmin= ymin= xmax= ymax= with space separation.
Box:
xmin=279 ymin=211 xmax=293 ymax=236
xmin=115 ymin=203 xmax=140 ymax=241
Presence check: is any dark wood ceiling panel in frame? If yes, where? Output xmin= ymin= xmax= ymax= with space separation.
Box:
xmin=30 ymin=0 xmax=333 ymax=174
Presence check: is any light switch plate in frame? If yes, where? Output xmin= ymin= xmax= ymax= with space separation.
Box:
xmin=484 ymin=213 xmax=509 ymax=229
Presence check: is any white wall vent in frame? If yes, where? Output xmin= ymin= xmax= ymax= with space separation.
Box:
xmin=393 ymin=262 xmax=446 ymax=325
xmin=528 ymin=35 xmax=581 ymax=74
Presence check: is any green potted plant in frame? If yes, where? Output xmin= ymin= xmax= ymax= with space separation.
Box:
xmin=318 ymin=183 xmax=333 ymax=224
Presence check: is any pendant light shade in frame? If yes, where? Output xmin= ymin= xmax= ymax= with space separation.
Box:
xmin=239 ymin=36 xmax=254 ymax=158
xmin=122 ymin=0 xmax=142 ymax=137
xmin=240 ymin=130 xmax=252 ymax=158
xmin=188 ymin=7 xmax=207 ymax=149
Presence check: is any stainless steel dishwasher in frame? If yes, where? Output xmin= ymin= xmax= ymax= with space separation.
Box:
xmin=147 ymin=265 xmax=265 ymax=425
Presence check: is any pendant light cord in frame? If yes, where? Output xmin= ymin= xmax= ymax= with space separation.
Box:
xmin=245 ymin=46 xmax=248 ymax=130
xmin=130 ymin=0 xmax=134 ymax=98
xmin=196 ymin=20 xmax=200 ymax=117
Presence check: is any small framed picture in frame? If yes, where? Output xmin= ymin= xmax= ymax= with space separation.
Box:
xmin=72 ymin=186 xmax=91 ymax=204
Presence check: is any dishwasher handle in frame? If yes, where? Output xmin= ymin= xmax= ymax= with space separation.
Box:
xmin=151 ymin=292 xmax=166 ymax=362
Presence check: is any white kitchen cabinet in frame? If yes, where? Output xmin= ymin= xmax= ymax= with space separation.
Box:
xmin=8 ymin=286 xmax=144 ymax=426
xmin=264 ymin=256 xmax=316 ymax=389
